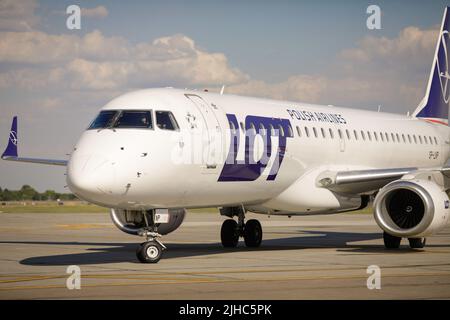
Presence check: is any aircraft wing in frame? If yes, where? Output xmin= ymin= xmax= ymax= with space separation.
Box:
xmin=1 ymin=117 xmax=68 ymax=166
xmin=316 ymin=166 xmax=449 ymax=194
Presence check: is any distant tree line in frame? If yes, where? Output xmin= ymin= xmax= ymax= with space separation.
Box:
xmin=0 ymin=185 xmax=78 ymax=201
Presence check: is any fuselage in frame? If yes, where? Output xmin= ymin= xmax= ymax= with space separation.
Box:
xmin=66 ymin=88 xmax=450 ymax=213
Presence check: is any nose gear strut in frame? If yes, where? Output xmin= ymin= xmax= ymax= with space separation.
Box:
xmin=136 ymin=210 xmax=166 ymax=263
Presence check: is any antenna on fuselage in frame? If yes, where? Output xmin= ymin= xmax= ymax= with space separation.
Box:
xmin=220 ymin=85 xmax=226 ymax=95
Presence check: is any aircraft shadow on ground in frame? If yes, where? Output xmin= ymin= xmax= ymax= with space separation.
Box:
xmin=0 ymin=230 xmax=446 ymax=266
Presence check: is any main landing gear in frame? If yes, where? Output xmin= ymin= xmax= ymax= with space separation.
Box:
xmin=220 ymin=206 xmax=263 ymax=248
xmin=136 ymin=210 xmax=166 ymax=263
xmin=382 ymin=231 xmax=426 ymax=250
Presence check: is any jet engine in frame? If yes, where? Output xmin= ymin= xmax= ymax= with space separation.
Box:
xmin=374 ymin=178 xmax=450 ymax=238
xmin=110 ymin=208 xmax=185 ymax=235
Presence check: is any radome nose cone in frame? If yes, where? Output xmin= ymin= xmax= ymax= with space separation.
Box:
xmin=67 ymin=153 xmax=115 ymax=201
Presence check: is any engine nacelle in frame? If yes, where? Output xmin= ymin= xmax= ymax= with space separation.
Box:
xmin=110 ymin=208 xmax=185 ymax=235
xmin=374 ymin=178 xmax=450 ymax=238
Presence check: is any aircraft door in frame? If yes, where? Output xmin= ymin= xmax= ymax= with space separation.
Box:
xmin=185 ymin=94 xmax=223 ymax=171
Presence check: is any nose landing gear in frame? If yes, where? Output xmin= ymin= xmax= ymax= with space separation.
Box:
xmin=137 ymin=238 xmax=164 ymax=263
xmin=220 ymin=206 xmax=263 ymax=248
xmin=136 ymin=211 xmax=166 ymax=263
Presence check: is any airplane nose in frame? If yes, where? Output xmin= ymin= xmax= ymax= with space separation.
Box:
xmin=67 ymin=153 xmax=116 ymax=203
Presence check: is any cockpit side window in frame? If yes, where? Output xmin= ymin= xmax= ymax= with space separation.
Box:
xmin=113 ymin=111 xmax=153 ymax=129
xmin=156 ymin=111 xmax=179 ymax=131
xmin=88 ymin=110 xmax=118 ymax=129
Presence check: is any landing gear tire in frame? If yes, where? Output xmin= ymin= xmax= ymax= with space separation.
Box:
xmin=221 ymin=219 xmax=239 ymax=248
xmin=383 ymin=231 xmax=401 ymax=249
xmin=408 ymin=237 xmax=426 ymax=249
xmin=244 ymin=219 xmax=262 ymax=247
xmin=136 ymin=241 xmax=163 ymax=263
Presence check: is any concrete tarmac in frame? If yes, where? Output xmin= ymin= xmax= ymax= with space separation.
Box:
xmin=0 ymin=211 xmax=449 ymax=299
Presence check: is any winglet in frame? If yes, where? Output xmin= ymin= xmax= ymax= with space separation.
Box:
xmin=2 ymin=116 xmax=18 ymax=159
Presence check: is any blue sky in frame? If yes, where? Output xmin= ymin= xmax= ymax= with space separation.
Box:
xmin=34 ymin=0 xmax=449 ymax=80
xmin=0 ymin=0 xmax=449 ymax=192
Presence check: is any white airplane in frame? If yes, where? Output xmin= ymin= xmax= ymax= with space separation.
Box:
xmin=3 ymin=8 xmax=450 ymax=263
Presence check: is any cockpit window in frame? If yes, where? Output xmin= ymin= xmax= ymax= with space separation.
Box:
xmin=156 ymin=111 xmax=179 ymax=131
xmin=113 ymin=111 xmax=153 ymax=129
xmin=88 ymin=110 xmax=118 ymax=129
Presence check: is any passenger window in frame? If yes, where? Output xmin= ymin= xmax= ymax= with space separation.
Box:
xmin=305 ymin=127 xmax=310 ymax=137
xmin=353 ymin=130 xmax=358 ymax=140
xmin=380 ymin=132 xmax=384 ymax=142
xmin=374 ymin=132 xmax=378 ymax=141
xmin=361 ymin=130 xmax=365 ymax=141
xmin=408 ymin=134 xmax=412 ymax=143
xmin=367 ymin=131 xmax=372 ymax=141
xmin=313 ymin=127 xmax=318 ymax=138
xmin=424 ymin=136 xmax=428 ymax=144
xmin=346 ymin=129 xmax=351 ymax=140
xmin=329 ymin=128 xmax=334 ymax=139
xmin=321 ymin=127 xmax=326 ymax=138
xmin=296 ymin=126 xmax=301 ymax=137
xmin=288 ymin=125 xmax=293 ymax=137
xmin=88 ymin=110 xmax=118 ymax=129
xmin=385 ymin=132 xmax=389 ymax=142
xmin=402 ymin=134 xmax=406 ymax=143
xmin=338 ymin=129 xmax=343 ymax=139
xmin=434 ymin=137 xmax=438 ymax=144
xmin=413 ymin=135 xmax=417 ymax=144
xmin=429 ymin=136 xmax=433 ymax=145
xmin=419 ymin=136 xmax=423 ymax=144
xmin=155 ymin=111 xmax=179 ymax=131
xmin=391 ymin=133 xmax=395 ymax=142
xmin=114 ymin=111 xmax=153 ymax=129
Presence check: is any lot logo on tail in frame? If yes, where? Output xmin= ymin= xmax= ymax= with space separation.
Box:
xmin=218 ymin=114 xmax=293 ymax=182
xmin=9 ymin=131 xmax=17 ymax=146
xmin=2 ymin=116 xmax=18 ymax=158
xmin=438 ymin=30 xmax=450 ymax=104
xmin=414 ymin=8 xmax=450 ymax=122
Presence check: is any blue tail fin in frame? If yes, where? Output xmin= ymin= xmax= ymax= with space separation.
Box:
xmin=1 ymin=116 xmax=18 ymax=158
xmin=413 ymin=7 xmax=450 ymax=125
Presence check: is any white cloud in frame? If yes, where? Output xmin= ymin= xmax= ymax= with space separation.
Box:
xmin=229 ymin=25 xmax=439 ymax=112
xmin=0 ymin=67 xmax=64 ymax=90
xmin=0 ymin=30 xmax=128 ymax=64
xmin=0 ymin=30 xmax=248 ymax=90
xmin=339 ymin=25 xmax=438 ymax=81
xmin=81 ymin=5 xmax=108 ymax=19
xmin=228 ymin=75 xmax=327 ymax=103
xmin=0 ymin=0 xmax=39 ymax=31
xmin=67 ymin=59 xmax=133 ymax=90
xmin=0 ymin=13 xmax=438 ymax=113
